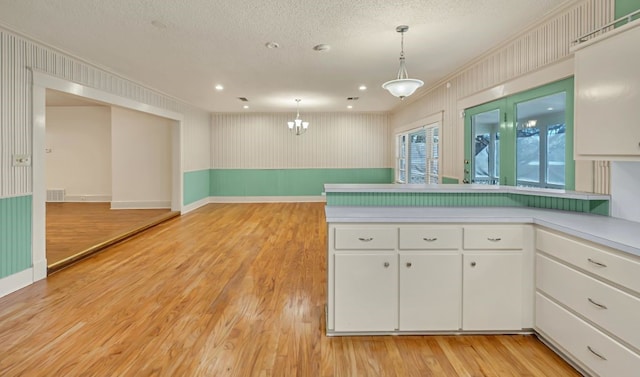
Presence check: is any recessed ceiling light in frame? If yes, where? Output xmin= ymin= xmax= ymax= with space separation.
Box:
xmin=347 ymin=105 xmax=353 ymax=109
xmin=359 ymin=85 xmax=367 ymax=91
xmin=215 ymin=84 xmax=224 ymax=91
xmin=547 ymin=107 xmax=554 ymax=111
xmin=243 ymin=105 xmax=249 ymax=109
xmin=313 ymin=44 xmax=331 ymax=52
xmin=265 ymin=42 xmax=280 ymax=49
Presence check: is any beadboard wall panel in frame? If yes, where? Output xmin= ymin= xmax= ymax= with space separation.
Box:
xmin=0 ymin=26 xmax=211 ymax=199
xmin=391 ymin=0 xmax=614 ymax=193
xmin=211 ymin=113 xmax=391 ymax=169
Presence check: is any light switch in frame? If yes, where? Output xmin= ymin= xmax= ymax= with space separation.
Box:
xmin=13 ymin=154 xmax=31 ymax=167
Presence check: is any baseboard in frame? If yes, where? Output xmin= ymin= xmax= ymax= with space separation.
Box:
xmin=110 ymin=200 xmax=172 ymax=209
xmin=209 ymin=196 xmax=326 ymax=203
xmin=64 ymin=195 xmax=112 ymax=202
xmin=33 ymin=258 xmax=48 ymax=281
xmin=0 ymin=268 xmax=33 ymax=298
xmin=182 ymin=197 xmax=210 ymax=214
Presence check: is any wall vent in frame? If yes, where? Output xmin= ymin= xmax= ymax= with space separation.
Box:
xmin=47 ymin=189 xmax=66 ymax=202
xmin=237 ymin=97 xmax=249 ymax=102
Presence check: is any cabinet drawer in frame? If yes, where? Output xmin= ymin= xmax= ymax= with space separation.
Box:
xmin=334 ymin=227 xmax=397 ymax=250
xmin=537 ymin=254 xmax=640 ymax=351
xmin=463 ymin=226 xmax=523 ymax=250
xmin=537 ymin=229 xmax=640 ymax=294
xmin=399 ymin=226 xmax=461 ymax=250
xmin=536 ymin=293 xmax=640 ymax=377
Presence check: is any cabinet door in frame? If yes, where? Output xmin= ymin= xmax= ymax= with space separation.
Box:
xmin=334 ymin=253 xmax=397 ymax=332
xmin=463 ymin=252 xmax=523 ymax=330
xmin=574 ymin=24 xmax=640 ymax=158
xmin=399 ymin=253 xmax=461 ymax=331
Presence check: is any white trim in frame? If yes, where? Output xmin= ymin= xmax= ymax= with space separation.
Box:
xmin=457 ymin=57 xmax=574 ymax=111
xmin=0 ymin=193 xmax=33 ymax=200
xmin=210 ymin=196 xmax=326 ymax=203
xmin=570 ymin=16 xmax=640 ymax=52
xmin=181 ymin=197 xmax=210 ymax=214
xmin=64 ymin=195 xmax=112 ymax=202
xmin=110 ymin=201 xmax=172 ymax=209
xmin=0 ymin=268 xmax=34 ymax=298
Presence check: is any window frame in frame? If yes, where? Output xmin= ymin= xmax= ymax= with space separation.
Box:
xmin=395 ymin=123 xmax=439 ymax=184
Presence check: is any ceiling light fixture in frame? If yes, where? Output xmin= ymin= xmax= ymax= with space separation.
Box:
xmin=215 ymin=84 xmax=224 ymax=91
xmin=359 ymin=85 xmax=367 ymax=91
xmin=347 ymin=105 xmax=353 ymax=109
xmin=287 ymin=99 xmax=309 ymax=136
xmin=243 ymin=105 xmax=249 ymax=109
xmin=382 ymin=25 xmax=424 ymax=100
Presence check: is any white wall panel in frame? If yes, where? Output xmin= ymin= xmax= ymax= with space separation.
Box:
xmin=0 ymin=26 xmax=210 ymax=199
xmin=45 ymin=106 xmax=112 ymax=198
xmin=211 ymin=112 xmax=391 ymax=169
xmin=391 ymin=0 xmax=614 ymax=188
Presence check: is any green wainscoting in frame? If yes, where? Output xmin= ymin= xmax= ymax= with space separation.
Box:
xmin=210 ymin=168 xmax=394 ymax=196
xmin=0 ymin=195 xmax=32 ymax=279
xmin=442 ymin=177 xmax=460 ymax=184
xmin=184 ymin=169 xmax=211 ymax=205
xmin=325 ymin=192 xmax=609 ymax=215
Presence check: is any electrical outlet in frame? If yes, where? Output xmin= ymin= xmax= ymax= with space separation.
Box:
xmin=13 ymin=154 xmax=31 ymax=167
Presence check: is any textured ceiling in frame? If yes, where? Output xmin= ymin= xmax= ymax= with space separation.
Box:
xmin=0 ymin=0 xmax=574 ymax=112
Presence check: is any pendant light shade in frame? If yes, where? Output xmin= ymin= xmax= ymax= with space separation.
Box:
xmin=382 ymin=25 xmax=424 ymax=100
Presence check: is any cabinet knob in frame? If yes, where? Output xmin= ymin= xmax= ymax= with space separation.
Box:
xmin=470 ymin=261 xmax=476 ymax=267
xmin=406 ymin=262 xmax=412 ymax=268
xmin=383 ymin=262 xmax=390 ymax=268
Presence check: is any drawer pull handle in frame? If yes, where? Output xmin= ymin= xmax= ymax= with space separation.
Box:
xmin=423 ymin=237 xmax=438 ymax=242
xmin=358 ymin=237 xmax=373 ymax=242
xmin=487 ymin=237 xmax=502 ymax=242
xmin=383 ymin=262 xmax=390 ymax=268
xmin=587 ymin=258 xmax=607 ymax=268
xmin=587 ymin=346 xmax=607 ymax=361
xmin=588 ymin=298 xmax=608 ymax=310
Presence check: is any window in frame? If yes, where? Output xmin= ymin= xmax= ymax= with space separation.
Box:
xmin=464 ymin=78 xmax=574 ymax=190
xmin=396 ymin=125 xmax=439 ymax=184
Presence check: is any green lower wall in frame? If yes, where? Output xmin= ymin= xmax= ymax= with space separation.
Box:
xmin=325 ymin=192 xmax=609 ymax=215
xmin=184 ymin=169 xmax=211 ymax=205
xmin=0 ymin=195 xmax=32 ymax=278
xmin=210 ymin=168 xmax=394 ymax=196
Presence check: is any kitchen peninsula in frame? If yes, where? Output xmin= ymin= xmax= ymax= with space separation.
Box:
xmin=324 ymin=183 xmax=640 ymax=377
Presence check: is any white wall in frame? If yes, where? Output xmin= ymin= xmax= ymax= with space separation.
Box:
xmin=610 ymin=161 xmax=640 ymax=222
xmin=111 ymin=106 xmax=173 ymax=209
xmin=391 ymin=0 xmax=613 ymax=191
xmin=211 ymin=112 xmax=391 ymax=168
xmin=45 ymin=106 xmax=112 ymax=201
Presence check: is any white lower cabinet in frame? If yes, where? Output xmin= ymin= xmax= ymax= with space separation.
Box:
xmin=462 ymin=252 xmax=523 ymax=330
xmin=536 ymin=293 xmax=640 ymax=377
xmin=399 ymin=252 xmax=461 ymax=331
xmin=334 ymin=253 xmax=397 ymax=332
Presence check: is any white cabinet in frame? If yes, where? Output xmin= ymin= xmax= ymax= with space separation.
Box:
xmin=462 ymin=253 xmax=523 ymax=330
xmin=535 ymin=228 xmax=640 ymax=376
xmin=327 ymin=223 xmax=530 ymax=334
xmin=334 ymin=253 xmax=397 ymax=331
xmin=573 ymin=22 xmax=640 ymax=160
xmin=399 ymin=252 xmax=461 ymax=331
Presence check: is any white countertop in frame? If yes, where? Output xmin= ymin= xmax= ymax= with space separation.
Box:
xmin=324 ymin=184 xmax=610 ymax=201
xmin=325 ymin=206 xmax=640 ymax=257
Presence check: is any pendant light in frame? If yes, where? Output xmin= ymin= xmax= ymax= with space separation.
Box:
xmin=382 ymin=25 xmax=424 ymax=99
xmin=287 ymin=99 xmax=309 ymax=136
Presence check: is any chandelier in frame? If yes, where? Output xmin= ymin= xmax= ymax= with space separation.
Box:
xmin=287 ymin=99 xmax=309 ymax=135
xmin=382 ymin=25 xmax=424 ymax=100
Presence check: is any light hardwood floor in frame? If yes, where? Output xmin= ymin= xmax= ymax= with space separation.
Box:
xmin=1 ymin=203 xmax=579 ymax=376
xmin=46 ymin=202 xmax=175 ymax=270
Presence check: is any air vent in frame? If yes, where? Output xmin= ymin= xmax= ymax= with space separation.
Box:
xmin=347 ymin=97 xmax=359 ymax=101
xmin=238 ymin=97 xmax=249 ymax=102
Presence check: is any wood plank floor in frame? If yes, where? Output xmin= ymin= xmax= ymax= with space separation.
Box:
xmin=1 ymin=203 xmax=579 ymax=376
xmin=46 ymin=202 xmax=173 ymax=266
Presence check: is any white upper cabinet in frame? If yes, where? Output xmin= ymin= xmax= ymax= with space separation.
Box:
xmin=574 ymin=22 xmax=640 ymax=160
